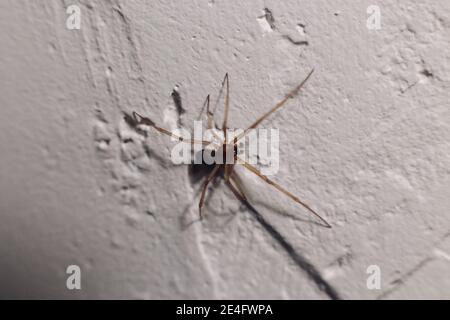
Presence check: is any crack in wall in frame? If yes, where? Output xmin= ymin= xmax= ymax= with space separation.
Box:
xmin=256 ymin=7 xmax=309 ymax=46
xmin=377 ymin=231 xmax=450 ymax=299
xmin=377 ymin=257 xmax=433 ymax=300
xmin=263 ymin=8 xmax=276 ymax=30
xmin=171 ymin=85 xmax=186 ymax=127
xmin=282 ymin=35 xmax=309 ymax=46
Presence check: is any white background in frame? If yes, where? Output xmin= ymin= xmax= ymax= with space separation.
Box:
xmin=0 ymin=0 xmax=449 ymax=299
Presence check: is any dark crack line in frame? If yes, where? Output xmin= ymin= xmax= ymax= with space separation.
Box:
xmin=400 ymin=80 xmax=418 ymax=94
xmin=242 ymin=200 xmax=341 ymax=300
xmin=282 ymin=35 xmax=309 ymax=46
xmin=263 ymin=8 xmax=276 ymax=30
xmin=377 ymin=231 xmax=450 ymax=299
xmin=376 ymin=257 xmax=433 ymax=300
xmin=171 ymin=87 xmax=185 ymax=127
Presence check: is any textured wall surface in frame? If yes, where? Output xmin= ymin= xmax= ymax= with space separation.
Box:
xmin=1 ymin=0 xmax=449 ymax=299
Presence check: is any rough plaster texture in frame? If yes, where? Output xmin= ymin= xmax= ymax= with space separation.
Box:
xmin=0 ymin=0 xmax=449 ymax=299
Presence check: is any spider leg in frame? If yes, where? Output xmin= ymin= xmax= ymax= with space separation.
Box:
xmin=199 ymin=164 xmax=222 ymax=218
xmin=235 ymin=69 xmax=314 ymax=142
xmin=224 ymin=136 xmax=238 ymax=180
xmin=205 ymin=95 xmax=215 ymax=130
xmin=132 ymin=111 xmax=214 ymax=146
xmin=204 ymin=95 xmax=223 ymax=143
xmin=229 ymin=171 xmax=248 ymax=201
xmin=199 ymin=94 xmax=218 ymax=130
xmin=204 ymin=73 xmax=230 ymax=141
xmin=224 ymin=163 xmax=234 ymax=183
xmin=222 ymin=73 xmax=230 ymax=142
xmin=226 ymin=178 xmax=247 ymax=205
xmin=196 ymin=95 xmax=222 ymax=146
xmin=238 ymin=158 xmax=331 ymax=228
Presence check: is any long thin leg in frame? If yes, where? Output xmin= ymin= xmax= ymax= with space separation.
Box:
xmin=205 ymin=95 xmax=215 ymax=130
xmin=229 ymin=172 xmax=247 ymax=201
xmin=198 ymin=94 xmax=214 ymax=128
xmin=224 ymin=163 xmax=235 ymax=185
xmin=224 ymin=136 xmax=239 ymax=181
xmin=235 ymin=69 xmax=314 ymax=142
xmin=204 ymin=95 xmax=224 ymax=144
xmin=226 ymin=179 xmax=247 ymax=205
xmin=133 ymin=111 xmax=214 ymax=146
xmin=239 ymin=158 xmax=331 ymax=228
xmin=196 ymin=95 xmax=222 ymax=145
xmin=222 ymin=73 xmax=230 ymax=143
xmin=199 ymin=164 xmax=221 ymax=218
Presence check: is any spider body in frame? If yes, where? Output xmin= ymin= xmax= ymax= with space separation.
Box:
xmin=132 ymin=69 xmax=331 ymax=228
xmin=214 ymin=140 xmax=238 ymax=165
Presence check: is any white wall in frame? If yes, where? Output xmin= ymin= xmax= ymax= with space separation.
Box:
xmin=0 ymin=0 xmax=449 ymax=299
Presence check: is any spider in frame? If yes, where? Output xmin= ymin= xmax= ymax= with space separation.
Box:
xmin=132 ymin=69 xmax=331 ymax=228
